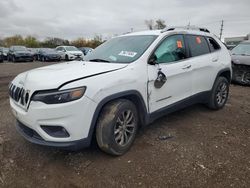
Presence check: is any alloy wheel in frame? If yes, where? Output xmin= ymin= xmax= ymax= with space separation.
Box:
xmin=216 ymin=82 xmax=228 ymax=105
xmin=114 ymin=110 xmax=136 ymax=146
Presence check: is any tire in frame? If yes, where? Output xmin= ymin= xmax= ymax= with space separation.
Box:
xmin=96 ymin=99 xmax=138 ymax=156
xmin=65 ymin=55 xmax=69 ymax=61
xmin=12 ymin=56 xmax=16 ymax=62
xmin=207 ymin=77 xmax=229 ymax=110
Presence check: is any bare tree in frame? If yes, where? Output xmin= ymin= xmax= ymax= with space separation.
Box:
xmin=145 ymin=19 xmax=154 ymax=30
xmin=155 ymin=19 xmax=166 ymax=29
xmin=145 ymin=19 xmax=166 ymax=30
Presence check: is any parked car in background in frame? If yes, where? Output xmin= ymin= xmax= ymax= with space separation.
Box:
xmin=78 ymin=47 xmax=93 ymax=55
xmin=56 ymin=46 xmax=84 ymax=61
xmin=231 ymin=40 xmax=250 ymax=85
xmin=0 ymin=50 xmax=3 ymax=63
xmin=8 ymin=46 xmax=34 ymax=62
xmin=37 ymin=48 xmax=61 ymax=62
xmin=0 ymin=47 xmax=9 ymax=60
xmin=28 ymin=48 xmax=39 ymax=60
xmin=9 ymin=27 xmax=231 ymax=155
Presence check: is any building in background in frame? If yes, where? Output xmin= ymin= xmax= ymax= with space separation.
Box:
xmin=224 ymin=33 xmax=250 ymax=49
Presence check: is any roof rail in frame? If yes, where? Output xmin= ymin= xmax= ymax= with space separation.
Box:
xmin=161 ymin=26 xmax=210 ymax=33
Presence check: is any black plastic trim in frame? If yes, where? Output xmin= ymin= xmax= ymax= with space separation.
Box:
xmin=86 ymin=90 xmax=148 ymax=142
xmin=215 ymin=67 xmax=232 ymax=82
xmin=148 ymin=91 xmax=210 ymax=124
xmin=16 ymin=120 xmax=89 ymax=150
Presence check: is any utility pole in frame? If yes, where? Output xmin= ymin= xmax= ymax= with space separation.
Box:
xmin=219 ymin=20 xmax=224 ymax=40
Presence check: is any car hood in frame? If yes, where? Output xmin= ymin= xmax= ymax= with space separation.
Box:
xmin=12 ymin=61 xmax=127 ymax=92
xmin=231 ymin=54 xmax=250 ymax=66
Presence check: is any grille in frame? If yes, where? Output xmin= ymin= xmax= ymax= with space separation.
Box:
xmin=9 ymin=83 xmax=29 ymax=105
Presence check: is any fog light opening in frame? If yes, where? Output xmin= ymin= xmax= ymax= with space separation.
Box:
xmin=40 ymin=125 xmax=70 ymax=138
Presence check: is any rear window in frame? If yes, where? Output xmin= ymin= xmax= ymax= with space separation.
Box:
xmin=186 ymin=35 xmax=210 ymax=57
xmin=207 ymin=37 xmax=221 ymax=52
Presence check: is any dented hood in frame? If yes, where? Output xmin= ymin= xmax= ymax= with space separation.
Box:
xmin=12 ymin=61 xmax=127 ymax=91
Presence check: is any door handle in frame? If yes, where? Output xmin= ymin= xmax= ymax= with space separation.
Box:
xmin=212 ymin=58 xmax=218 ymax=62
xmin=182 ymin=65 xmax=192 ymax=69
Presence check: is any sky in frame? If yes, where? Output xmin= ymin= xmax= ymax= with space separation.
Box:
xmin=0 ymin=0 xmax=250 ymax=41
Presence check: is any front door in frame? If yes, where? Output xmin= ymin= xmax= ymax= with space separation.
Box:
xmin=147 ymin=34 xmax=193 ymax=113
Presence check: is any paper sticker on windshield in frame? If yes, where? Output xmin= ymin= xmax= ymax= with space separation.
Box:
xmin=177 ymin=40 xmax=183 ymax=48
xmin=196 ymin=37 xmax=202 ymax=44
xmin=118 ymin=51 xmax=137 ymax=58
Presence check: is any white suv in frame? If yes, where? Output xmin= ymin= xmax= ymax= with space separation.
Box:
xmin=55 ymin=46 xmax=84 ymax=60
xmin=9 ymin=27 xmax=231 ymax=155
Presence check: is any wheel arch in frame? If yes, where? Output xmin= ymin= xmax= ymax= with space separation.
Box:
xmin=87 ymin=90 xmax=148 ymax=144
xmin=216 ymin=68 xmax=232 ymax=83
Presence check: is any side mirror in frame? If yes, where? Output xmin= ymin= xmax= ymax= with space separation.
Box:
xmin=148 ymin=54 xmax=157 ymax=65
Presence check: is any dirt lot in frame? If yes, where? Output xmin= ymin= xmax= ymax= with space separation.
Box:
xmin=0 ymin=62 xmax=249 ymax=188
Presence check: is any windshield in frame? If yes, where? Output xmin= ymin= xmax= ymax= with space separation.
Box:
xmin=13 ymin=46 xmax=27 ymax=51
xmin=65 ymin=46 xmax=78 ymax=51
xmin=84 ymin=35 xmax=158 ymax=63
xmin=231 ymin=43 xmax=250 ymax=56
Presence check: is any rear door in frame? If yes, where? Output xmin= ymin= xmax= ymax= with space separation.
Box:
xmin=185 ymin=35 xmax=217 ymax=94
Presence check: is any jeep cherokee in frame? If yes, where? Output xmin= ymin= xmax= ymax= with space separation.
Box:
xmin=9 ymin=27 xmax=232 ymax=155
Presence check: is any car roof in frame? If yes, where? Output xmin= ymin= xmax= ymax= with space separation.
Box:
xmin=123 ymin=27 xmax=213 ymax=38
xmin=124 ymin=30 xmax=162 ymax=36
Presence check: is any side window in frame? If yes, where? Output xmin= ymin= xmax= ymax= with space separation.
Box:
xmin=154 ymin=35 xmax=187 ymax=64
xmin=207 ymin=37 xmax=221 ymax=52
xmin=186 ymin=35 xmax=210 ymax=57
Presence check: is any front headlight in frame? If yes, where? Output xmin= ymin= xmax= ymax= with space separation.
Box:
xmin=32 ymin=87 xmax=86 ymax=104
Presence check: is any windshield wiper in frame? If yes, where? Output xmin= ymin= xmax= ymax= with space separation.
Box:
xmin=88 ymin=59 xmax=110 ymax=63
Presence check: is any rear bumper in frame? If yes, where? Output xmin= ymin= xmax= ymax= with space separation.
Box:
xmin=16 ymin=120 xmax=91 ymax=150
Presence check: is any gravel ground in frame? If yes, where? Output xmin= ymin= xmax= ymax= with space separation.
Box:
xmin=0 ymin=62 xmax=250 ymax=188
